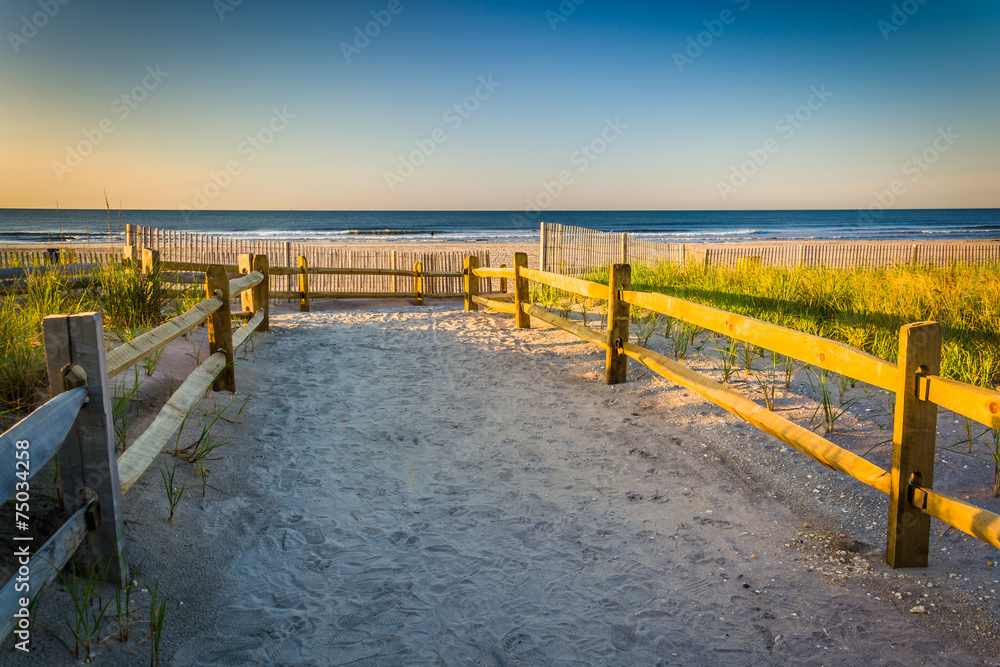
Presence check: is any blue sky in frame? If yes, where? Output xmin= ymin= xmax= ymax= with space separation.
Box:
xmin=1 ymin=0 xmax=998 ymax=211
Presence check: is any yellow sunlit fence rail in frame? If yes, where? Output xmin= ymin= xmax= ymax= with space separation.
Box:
xmin=466 ymin=253 xmax=1000 ymax=568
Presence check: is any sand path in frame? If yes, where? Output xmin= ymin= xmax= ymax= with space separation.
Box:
xmin=143 ymin=304 xmax=983 ymax=666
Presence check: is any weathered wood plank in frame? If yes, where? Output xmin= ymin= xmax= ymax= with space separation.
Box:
xmin=0 ymin=387 xmax=87 ymax=503
xmin=887 ymin=322 xmax=941 ymax=568
xmin=521 ymin=268 xmax=609 ymax=300
xmin=0 ymin=498 xmax=94 ymax=644
xmin=623 ymin=341 xmax=892 ymax=494
xmin=233 ymin=310 xmax=265 ymax=350
xmin=523 ymin=304 xmax=607 ymax=348
xmin=622 ymin=289 xmax=897 ymax=391
xmin=919 ymin=374 xmax=1000 ymax=430
xmin=105 ymin=296 xmax=223 ymax=378
xmin=0 ymin=387 xmax=88 ymax=502
xmin=228 ymin=270 xmax=264 ymax=298
xmin=472 ymin=295 xmax=517 ymax=315
xmin=117 ymin=352 xmax=227 ymax=494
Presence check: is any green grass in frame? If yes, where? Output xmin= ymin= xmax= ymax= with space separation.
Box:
xmin=0 ymin=258 xmax=166 ymax=424
xmin=585 ymin=261 xmax=1000 ymax=388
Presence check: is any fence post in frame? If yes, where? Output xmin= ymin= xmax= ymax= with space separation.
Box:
xmin=606 ymin=263 xmax=631 ymax=385
xmin=414 ymin=262 xmax=424 ymax=306
xmin=464 ymin=256 xmax=479 ymax=311
xmin=42 ymin=313 xmax=128 ymax=587
xmin=122 ymin=245 xmax=136 ymax=266
xmin=886 ymin=321 xmax=941 ymax=568
xmin=539 ymin=222 xmax=549 ymax=271
xmin=513 ymin=252 xmax=530 ymax=329
xmin=141 ymin=248 xmax=160 ymax=276
xmin=206 ymin=265 xmax=236 ymax=393
xmin=298 ymin=255 xmax=310 ymax=313
xmin=238 ymin=253 xmax=255 ymax=316
xmin=620 ymin=233 xmax=629 ymax=264
xmin=253 ymin=254 xmax=270 ymax=332
xmin=499 ymin=264 xmax=508 ymax=294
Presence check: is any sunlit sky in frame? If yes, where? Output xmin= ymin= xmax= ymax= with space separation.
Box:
xmin=1 ymin=0 xmax=998 ymax=211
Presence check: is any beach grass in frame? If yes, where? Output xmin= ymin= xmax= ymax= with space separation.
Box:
xmin=0 ymin=258 xmax=167 ymax=424
xmin=584 ymin=261 xmax=1000 ymax=389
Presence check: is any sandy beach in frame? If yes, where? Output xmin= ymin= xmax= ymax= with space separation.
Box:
xmin=9 ymin=294 xmax=1000 ymax=665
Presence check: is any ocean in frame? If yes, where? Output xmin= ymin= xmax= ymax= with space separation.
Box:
xmin=0 ymin=208 xmax=998 ymax=246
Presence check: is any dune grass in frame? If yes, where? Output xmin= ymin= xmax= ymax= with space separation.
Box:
xmin=0 ymin=258 xmax=165 ymax=425
xmin=585 ymin=261 xmax=1000 ymax=389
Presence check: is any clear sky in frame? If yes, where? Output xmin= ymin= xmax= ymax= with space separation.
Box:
xmin=1 ymin=0 xmax=998 ymax=211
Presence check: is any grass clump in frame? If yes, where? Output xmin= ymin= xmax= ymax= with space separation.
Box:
xmin=0 ymin=258 xmax=166 ymax=423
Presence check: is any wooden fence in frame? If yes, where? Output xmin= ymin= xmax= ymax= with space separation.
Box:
xmin=125 ymin=225 xmax=489 ymax=300
xmin=0 ymin=255 xmax=269 ymax=644
xmin=0 ymin=248 xmax=120 ymax=267
xmin=540 ymin=222 xmax=1000 ymax=274
xmin=539 ymin=222 xmax=685 ymax=274
xmin=465 ymin=255 xmax=1000 ymax=567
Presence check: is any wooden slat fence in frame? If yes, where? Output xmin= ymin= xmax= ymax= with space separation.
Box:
xmin=467 ymin=256 xmax=1000 ymax=569
xmin=126 ymin=225 xmax=488 ymax=300
xmin=540 ymin=222 xmax=1000 ymax=274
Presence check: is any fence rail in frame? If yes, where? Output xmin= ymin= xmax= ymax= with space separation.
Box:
xmin=467 ymin=254 xmax=1000 ymax=566
xmin=0 ymin=253 xmax=271 ymax=644
xmin=540 ymin=222 xmax=1000 ymax=274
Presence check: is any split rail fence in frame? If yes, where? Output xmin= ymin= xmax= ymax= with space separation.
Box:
xmin=540 ymin=222 xmax=1000 ymax=275
xmin=0 ymin=253 xmax=270 ymax=643
xmin=466 ymin=253 xmax=1000 ymax=568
